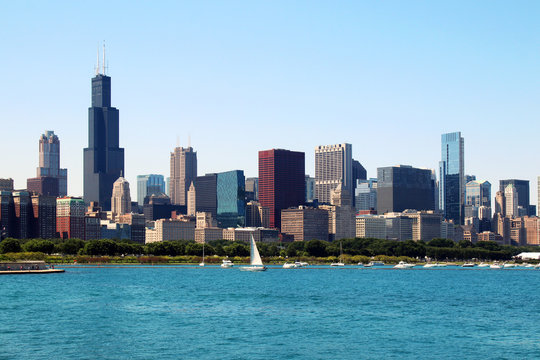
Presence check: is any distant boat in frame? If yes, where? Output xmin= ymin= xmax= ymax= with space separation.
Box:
xmin=423 ymin=263 xmax=438 ymax=268
xmin=503 ymin=263 xmax=516 ymax=268
xmin=239 ymin=235 xmax=267 ymax=272
xmin=221 ymin=259 xmax=234 ymax=268
xmin=295 ymin=261 xmax=308 ymax=267
xmin=478 ymin=263 xmax=490 ymax=268
xmin=490 ymin=263 xmax=502 ymax=269
xmin=369 ymin=261 xmax=385 ymax=266
xmin=283 ymin=263 xmax=296 ymax=269
xmin=394 ymin=261 xmax=415 ymax=269
xmin=360 ymin=263 xmax=373 ymax=267
xmin=462 ymin=263 xmax=475 ymax=268
xmin=330 ymin=242 xmax=345 ymax=267
xmin=199 ymin=242 xmax=206 ymax=267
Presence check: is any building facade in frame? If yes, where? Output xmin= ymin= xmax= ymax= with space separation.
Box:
xmin=315 ymin=143 xmax=353 ymax=204
xmin=56 ymin=197 xmax=85 ymax=239
xmin=111 ymin=176 xmax=132 ymax=219
xmin=439 ymin=131 xmax=464 ymax=224
xmin=216 ymin=170 xmax=245 ymax=228
xmin=355 ymin=178 xmax=377 ymax=212
xmin=83 ymin=70 xmax=125 ymax=211
xmin=259 ymin=149 xmax=305 ymax=229
xmin=281 ymin=207 xmax=328 ymax=241
xmin=500 ymin=179 xmax=531 ymax=215
xmin=137 ymin=174 xmax=165 ymax=206
xmin=376 ymin=165 xmax=435 ymax=215
xmin=34 ymin=131 xmax=68 ymax=196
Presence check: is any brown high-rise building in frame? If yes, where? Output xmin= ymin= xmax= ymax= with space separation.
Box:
xmin=170 ymin=147 xmax=197 ymax=206
xmin=259 ymin=149 xmax=305 ymax=230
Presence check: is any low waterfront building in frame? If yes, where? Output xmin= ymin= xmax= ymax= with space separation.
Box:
xmin=356 ymin=215 xmax=387 ymax=239
xmin=222 ymin=227 xmax=279 ymax=242
xmin=195 ymin=227 xmax=224 ymax=243
xmin=145 ymin=218 xmax=195 ymax=243
xmin=281 ymin=207 xmax=329 ymax=241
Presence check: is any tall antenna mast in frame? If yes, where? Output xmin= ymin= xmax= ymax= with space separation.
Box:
xmin=188 ymin=134 xmax=191 ymax=148
xmin=96 ymin=46 xmax=100 ymax=75
xmin=102 ymin=41 xmax=106 ymax=75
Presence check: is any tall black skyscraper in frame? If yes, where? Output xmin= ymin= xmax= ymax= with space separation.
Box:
xmin=83 ymin=59 xmax=124 ymax=211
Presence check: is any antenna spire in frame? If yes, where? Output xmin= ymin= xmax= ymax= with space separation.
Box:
xmin=102 ymin=41 xmax=106 ymax=75
xmin=96 ymin=46 xmax=100 ymax=75
xmin=188 ymin=134 xmax=191 ymax=148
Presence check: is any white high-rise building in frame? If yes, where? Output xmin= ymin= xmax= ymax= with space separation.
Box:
xmin=111 ymin=176 xmax=131 ymax=219
xmin=504 ymin=184 xmax=518 ymax=218
xmin=315 ymin=143 xmax=352 ymax=204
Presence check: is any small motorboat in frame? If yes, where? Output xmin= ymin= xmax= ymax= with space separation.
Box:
xmin=283 ymin=263 xmax=297 ymax=269
xmin=221 ymin=259 xmax=234 ymax=268
xmin=394 ymin=261 xmax=415 ymax=269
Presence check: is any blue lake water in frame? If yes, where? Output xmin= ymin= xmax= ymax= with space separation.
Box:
xmin=1 ymin=265 xmax=539 ymax=359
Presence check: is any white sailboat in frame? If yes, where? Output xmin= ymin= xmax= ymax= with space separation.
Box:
xmin=330 ymin=242 xmax=345 ymax=267
xmin=240 ymin=235 xmax=267 ymax=272
xmin=199 ymin=242 xmax=205 ymax=267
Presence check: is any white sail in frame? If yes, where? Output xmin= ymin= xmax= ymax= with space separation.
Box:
xmin=250 ymin=235 xmax=263 ymax=266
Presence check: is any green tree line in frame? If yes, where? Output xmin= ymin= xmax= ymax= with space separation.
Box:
xmin=0 ymin=237 xmax=537 ymax=261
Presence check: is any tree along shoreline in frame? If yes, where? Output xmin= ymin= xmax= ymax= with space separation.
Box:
xmin=0 ymin=237 xmax=538 ymax=264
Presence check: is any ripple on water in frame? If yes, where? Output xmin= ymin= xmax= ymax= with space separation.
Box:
xmin=1 ymin=267 xmax=539 ymax=359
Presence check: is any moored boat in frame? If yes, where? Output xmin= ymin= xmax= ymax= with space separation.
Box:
xmin=394 ymin=261 xmax=415 ymax=269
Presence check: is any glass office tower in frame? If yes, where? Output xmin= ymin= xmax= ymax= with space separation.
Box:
xmin=439 ymin=132 xmax=464 ymax=224
xmin=216 ymin=170 xmax=246 ymax=228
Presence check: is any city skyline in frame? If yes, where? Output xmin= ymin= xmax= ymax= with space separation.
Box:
xmin=1 ymin=1 xmax=539 ymax=207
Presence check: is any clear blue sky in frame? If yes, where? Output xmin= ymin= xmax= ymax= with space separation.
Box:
xmin=1 ymin=1 xmax=539 ymax=205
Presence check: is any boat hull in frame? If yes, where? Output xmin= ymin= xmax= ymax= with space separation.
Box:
xmin=240 ymin=266 xmax=267 ymax=272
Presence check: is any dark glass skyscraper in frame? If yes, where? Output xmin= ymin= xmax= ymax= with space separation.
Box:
xmin=376 ymin=165 xmax=435 ymax=214
xmin=83 ymin=72 xmax=124 ymax=211
xmin=259 ymin=149 xmax=305 ymax=230
xmin=439 ymin=132 xmax=464 ymax=224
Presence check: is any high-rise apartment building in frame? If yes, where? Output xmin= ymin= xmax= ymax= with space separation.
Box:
xmin=376 ymin=165 xmax=435 ymax=215
xmin=259 ymin=149 xmax=305 ymax=229
xmin=499 ymin=179 xmax=531 ymax=215
xmin=439 ymin=132 xmax=464 ymax=224
xmin=56 ymin=197 xmax=85 ymax=239
xmin=169 ymin=147 xmax=197 ymax=206
xmin=315 ymin=143 xmax=353 ymax=204
xmin=137 ymin=174 xmax=165 ymax=206
xmin=83 ymin=64 xmax=125 ymax=211
xmin=111 ymin=176 xmax=132 ymax=219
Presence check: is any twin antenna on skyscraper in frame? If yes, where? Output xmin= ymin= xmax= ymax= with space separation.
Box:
xmin=95 ymin=42 xmax=108 ymax=75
